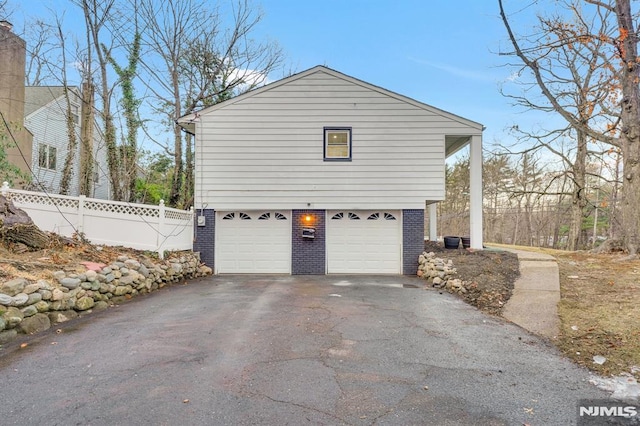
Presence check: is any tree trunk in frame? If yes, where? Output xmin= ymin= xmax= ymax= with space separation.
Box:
xmin=553 ymin=203 xmax=561 ymax=249
xmin=169 ymin=124 xmax=183 ymax=207
xmin=610 ymin=150 xmax=621 ymax=239
xmin=79 ymin=81 xmax=95 ymax=196
xmin=568 ymin=129 xmax=588 ymax=250
xmin=83 ymin=0 xmax=121 ymax=201
xmin=614 ymin=0 xmax=640 ymax=255
xmin=101 ymin=70 xmax=120 ymax=200
xmin=0 ymin=195 xmax=49 ymax=249
xmin=59 ymin=85 xmax=79 ymax=195
xmin=182 ymin=132 xmax=194 ymax=208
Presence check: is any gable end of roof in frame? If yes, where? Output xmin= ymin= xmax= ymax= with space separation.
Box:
xmin=177 ymin=65 xmax=483 ymax=130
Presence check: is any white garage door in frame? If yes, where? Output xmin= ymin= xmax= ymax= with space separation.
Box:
xmin=326 ymin=210 xmax=402 ymax=274
xmin=215 ymin=211 xmax=291 ymax=274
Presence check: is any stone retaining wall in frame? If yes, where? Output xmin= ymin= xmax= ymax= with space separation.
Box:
xmin=417 ymin=251 xmax=468 ymax=294
xmin=0 ymin=252 xmax=212 ymax=345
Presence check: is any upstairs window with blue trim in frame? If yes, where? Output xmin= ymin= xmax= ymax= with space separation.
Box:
xmin=324 ymin=127 xmax=352 ymax=161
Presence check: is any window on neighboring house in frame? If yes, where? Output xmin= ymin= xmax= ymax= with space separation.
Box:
xmin=38 ymin=144 xmax=57 ymax=170
xmin=324 ymin=127 xmax=351 ymax=161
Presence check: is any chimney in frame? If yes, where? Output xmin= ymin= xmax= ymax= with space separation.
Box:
xmin=0 ymin=20 xmax=13 ymax=32
xmin=0 ymin=19 xmax=33 ymax=188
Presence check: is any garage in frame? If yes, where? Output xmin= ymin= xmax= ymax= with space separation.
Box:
xmin=215 ymin=211 xmax=291 ymax=274
xmin=326 ymin=210 xmax=402 ymax=274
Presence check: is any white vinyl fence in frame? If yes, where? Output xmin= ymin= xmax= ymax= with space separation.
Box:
xmin=1 ymin=182 xmax=193 ymax=258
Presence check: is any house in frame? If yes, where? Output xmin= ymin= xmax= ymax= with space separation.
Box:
xmin=178 ymin=65 xmax=483 ymax=275
xmin=24 ymin=86 xmax=110 ymax=199
xmin=0 ymin=21 xmax=110 ymax=198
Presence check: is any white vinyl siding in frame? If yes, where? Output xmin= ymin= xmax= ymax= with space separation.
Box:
xmin=193 ymin=68 xmax=482 ymax=210
xmin=25 ymin=88 xmax=110 ymax=199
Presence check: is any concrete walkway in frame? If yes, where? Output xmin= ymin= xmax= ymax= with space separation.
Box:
xmin=498 ymin=247 xmax=561 ymax=339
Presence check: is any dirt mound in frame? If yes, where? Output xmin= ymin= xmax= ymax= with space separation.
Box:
xmin=422 ymin=241 xmax=520 ymax=315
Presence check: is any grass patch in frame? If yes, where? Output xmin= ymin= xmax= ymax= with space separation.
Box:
xmin=554 ymin=251 xmax=640 ymax=378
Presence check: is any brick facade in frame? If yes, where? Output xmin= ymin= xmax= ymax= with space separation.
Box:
xmin=193 ymin=209 xmax=215 ymax=269
xmin=291 ymin=210 xmax=326 ymax=274
xmin=402 ymin=209 xmax=424 ymax=275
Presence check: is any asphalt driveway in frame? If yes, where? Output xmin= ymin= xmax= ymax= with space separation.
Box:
xmin=0 ymin=275 xmax=607 ymax=425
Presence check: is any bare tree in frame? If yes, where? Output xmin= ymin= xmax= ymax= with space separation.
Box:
xmin=498 ymin=1 xmax=620 ymax=250
xmin=499 ymin=0 xmax=640 ymax=255
xmin=138 ymin=0 xmax=284 ymax=208
xmin=107 ymin=21 xmax=142 ymax=202
xmin=76 ymin=2 xmax=96 ymax=198
xmin=78 ymin=80 xmax=95 ymax=196
xmin=23 ymin=19 xmax=57 ymax=86
xmin=78 ymin=0 xmax=122 ymax=200
xmin=53 ymin=16 xmax=80 ymax=196
xmin=0 ymin=0 xmax=13 ymax=20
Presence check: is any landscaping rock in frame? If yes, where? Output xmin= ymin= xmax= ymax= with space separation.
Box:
xmin=23 ymin=283 xmax=41 ymax=294
xmin=51 ymin=288 xmax=65 ymax=301
xmin=19 ymin=313 xmax=50 ymax=334
xmin=85 ymin=270 xmax=98 ymax=281
xmin=93 ymin=301 xmax=109 ymax=311
xmin=1 ymin=278 xmax=27 ymax=296
xmin=12 ymin=293 xmax=29 ymax=307
xmin=50 ymin=301 xmax=68 ymax=311
xmin=417 ymin=251 xmax=467 ymax=294
xmin=26 ymin=292 xmax=42 ymax=305
xmin=34 ymin=301 xmax=49 ymax=313
xmin=39 ymin=289 xmax=52 ymax=301
xmin=122 ymin=274 xmax=139 ymax=286
xmin=48 ymin=310 xmax=78 ymax=323
xmin=60 ymin=278 xmax=81 ymax=290
xmin=0 ymin=293 xmax=13 ymax=306
xmin=20 ymin=305 xmax=38 ymax=317
xmin=138 ymin=264 xmax=149 ymax=277
xmin=38 ymin=280 xmax=53 ymax=291
xmin=113 ymin=286 xmax=129 ymax=296
xmin=75 ymin=296 xmax=95 ymax=311
xmin=0 ymin=329 xmax=17 ymax=344
xmin=199 ymin=265 xmax=213 ymax=275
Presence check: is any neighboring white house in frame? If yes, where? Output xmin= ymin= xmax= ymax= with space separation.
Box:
xmin=178 ymin=65 xmax=483 ymax=275
xmin=24 ymin=86 xmax=110 ymax=199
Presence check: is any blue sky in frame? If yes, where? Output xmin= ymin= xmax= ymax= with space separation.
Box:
xmin=9 ymin=0 xmax=536 ymax=155
xmin=253 ymin=0 xmax=521 ymax=150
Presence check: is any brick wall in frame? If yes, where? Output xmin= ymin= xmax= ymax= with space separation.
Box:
xmin=193 ymin=209 xmax=215 ymax=269
xmin=403 ymin=209 xmax=424 ymax=275
xmin=292 ymin=210 xmax=325 ymax=274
